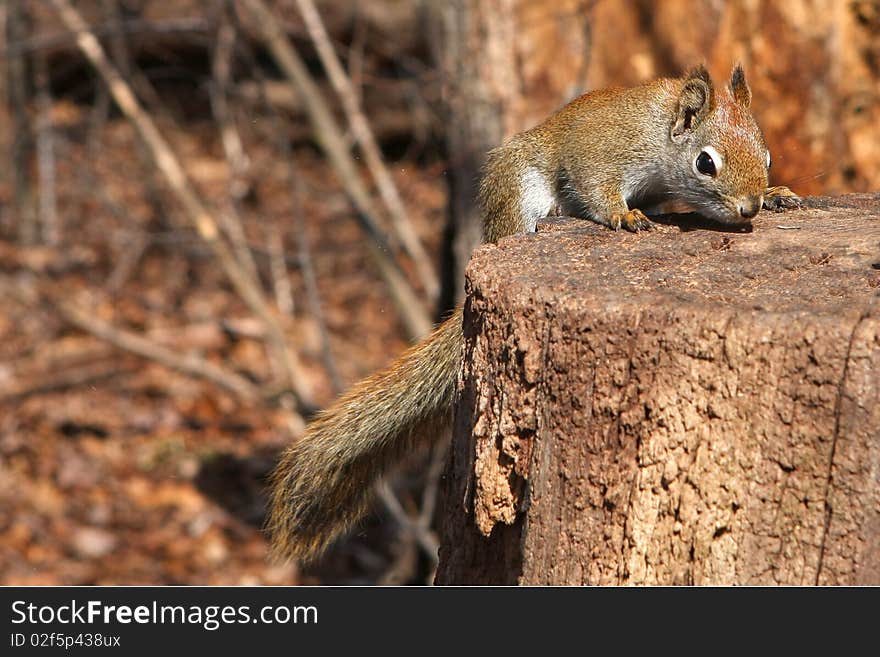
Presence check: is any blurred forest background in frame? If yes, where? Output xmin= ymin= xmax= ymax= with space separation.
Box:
xmin=0 ymin=0 xmax=878 ymax=585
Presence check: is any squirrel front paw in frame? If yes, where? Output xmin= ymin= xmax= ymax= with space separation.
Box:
xmin=610 ymin=208 xmax=654 ymax=232
xmin=763 ymin=186 xmax=801 ymax=212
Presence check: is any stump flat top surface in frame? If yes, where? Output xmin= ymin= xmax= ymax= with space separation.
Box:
xmin=468 ymin=194 xmax=880 ymax=315
xmin=448 ymin=194 xmax=880 ymax=585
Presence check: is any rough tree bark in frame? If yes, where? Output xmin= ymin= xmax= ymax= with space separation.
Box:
xmin=437 ymin=195 xmax=880 ymax=585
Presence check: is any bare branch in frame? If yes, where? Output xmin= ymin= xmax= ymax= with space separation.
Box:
xmin=237 ymin=0 xmax=432 ymax=340
xmin=376 ymin=482 xmax=440 ymax=564
xmin=100 ymin=0 xmax=163 ymax=110
xmin=106 ymin=231 xmax=148 ymax=292
xmin=47 ymin=0 xmax=315 ymax=412
xmin=419 ymin=441 xmax=449 ymax=530
xmin=1 ymin=17 xmax=213 ymax=60
xmin=294 ymin=0 xmax=439 ymax=301
xmin=209 ymin=1 xmax=260 ymax=288
xmin=34 ymin=52 xmax=59 ymax=246
xmin=290 ymin=183 xmax=342 ymax=394
xmin=52 ymin=297 xmax=263 ymax=402
xmin=211 ymin=1 xmax=251 ymax=200
xmin=1 ymin=278 xmax=264 ymax=403
xmin=6 ymin=0 xmax=36 ymax=244
xmin=0 ymin=360 xmax=128 ymax=402
xmin=265 ymin=222 xmax=294 ymax=318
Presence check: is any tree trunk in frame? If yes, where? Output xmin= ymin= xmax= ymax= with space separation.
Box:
xmin=437 ymin=195 xmax=880 ymax=585
xmin=5 ymin=0 xmax=35 ymax=244
xmin=434 ymin=0 xmax=595 ymax=311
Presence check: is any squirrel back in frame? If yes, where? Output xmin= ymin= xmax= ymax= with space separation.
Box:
xmin=268 ymin=64 xmax=796 ymax=564
xmin=481 ymin=64 xmax=789 ymax=240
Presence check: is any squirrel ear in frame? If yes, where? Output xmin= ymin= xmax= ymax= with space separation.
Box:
xmin=671 ymin=65 xmax=715 ymax=141
xmin=729 ymin=64 xmax=752 ymax=108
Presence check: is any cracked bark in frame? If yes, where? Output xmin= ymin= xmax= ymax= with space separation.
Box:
xmin=437 ymin=195 xmax=880 ymax=585
xmin=815 ymin=310 xmax=865 ymax=582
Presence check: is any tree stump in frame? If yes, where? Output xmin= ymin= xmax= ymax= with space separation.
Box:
xmin=436 ymin=195 xmax=880 ymax=585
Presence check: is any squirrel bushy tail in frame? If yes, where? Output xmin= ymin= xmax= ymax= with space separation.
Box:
xmin=268 ymin=307 xmax=463 ymax=563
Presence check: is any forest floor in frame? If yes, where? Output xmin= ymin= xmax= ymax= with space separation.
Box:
xmin=0 ymin=92 xmax=448 ymax=584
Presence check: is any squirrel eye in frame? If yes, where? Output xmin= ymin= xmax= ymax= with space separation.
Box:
xmin=695 ymin=150 xmax=717 ymax=177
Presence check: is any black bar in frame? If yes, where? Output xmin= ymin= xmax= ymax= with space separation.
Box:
xmin=0 ymin=586 xmax=872 ymax=654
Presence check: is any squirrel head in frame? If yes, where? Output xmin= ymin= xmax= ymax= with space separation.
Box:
xmin=669 ymin=64 xmax=770 ymax=223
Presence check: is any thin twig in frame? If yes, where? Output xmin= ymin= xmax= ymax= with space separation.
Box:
xmin=101 ymin=0 xmax=163 ymax=110
xmin=53 ymin=297 xmax=263 ymax=401
xmin=48 ymin=0 xmax=315 ymax=412
xmin=1 ymin=278 xmax=264 ymax=402
xmin=291 ymin=184 xmax=342 ymax=394
xmin=237 ymin=0 xmax=431 ymax=341
xmin=7 ymin=0 xmax=35 ymax=244
xmin=265 ymin=222 xmax=294 ymax=317
xmin=1 ymin=17 xmax=213 ymax=60
xmin=346 ymin=10 xmax=367 ymax=104
xmin=0 ymin=360 xmax=130 ymax=402
xmin=100 ymin=0 xmax=173 ymax=230
xmin=212 ymin=0 xmax=293 ymax=393
xmin=270 ymin=107 xmax=343 ymax=393
xmin=377 ymin=482 xmax=440 ymax=562
xmin=419 ymin=441 xmax=449 ymax=530
xmin=106 ymin=231 xmax=149 ymax=291
xmin=209 ymin=0 xmax=260 ymax=286
xmin=81 ymin=69 xmax=110 ymax=196
xmin=377 ymin=533 xmax=419 ymax=586
xmin=294 ymin=0 xmax=439 ymax=301
xmin=211 ymin=0 xmax=250 ymax=200
xmin=214 ymin=200 xmax=261 ymax=290
xmin=34 ymin=52 xmax=59 ymax=246
xmin=248 ymin=52 xmax=340 ymax=391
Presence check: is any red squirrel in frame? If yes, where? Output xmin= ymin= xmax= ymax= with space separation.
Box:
xmin=268 ymin=64 xmax=800 ymax=563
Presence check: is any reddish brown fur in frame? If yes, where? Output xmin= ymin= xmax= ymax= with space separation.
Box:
xmin=268 ymin=65 xmax=798 ymax=564
xmin=268 ymin=308 xmax=462 ymax=562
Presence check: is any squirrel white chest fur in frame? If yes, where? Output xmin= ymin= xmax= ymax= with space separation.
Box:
xmin=519 ymin=167 xmax=557 ymax=232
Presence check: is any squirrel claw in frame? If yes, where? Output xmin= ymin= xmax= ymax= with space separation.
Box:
xmin=763 ymin=186 xmax=801 ymax=213
xmin=611 ymin=208 xmax=654 ymax=233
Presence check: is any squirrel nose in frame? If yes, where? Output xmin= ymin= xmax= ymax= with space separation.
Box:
xmin=738 ymin=196 xmax=761 ymax=219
